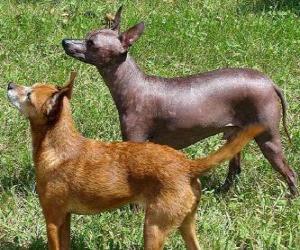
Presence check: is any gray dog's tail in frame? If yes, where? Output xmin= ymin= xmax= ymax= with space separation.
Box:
xmin=273 ymin=84 xmax=292 ymax=144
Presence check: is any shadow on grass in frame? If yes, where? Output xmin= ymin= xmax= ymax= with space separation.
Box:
xmin=0 ymin=236 xmax=141 ymax=250
xmin=0 ymin=164 xmax=36 ymax=193
xmin=238 ymin=0 xmax=300 ymax=16
xmin=14 ymin=0 xmax=60 ymax=4
xmin=0 ymin=238 xmax=45 ymax=250
xmin=200 ymin=172 xmax=243 ymax=199
xmin=200 ymin=175 xmax=221 ymax=191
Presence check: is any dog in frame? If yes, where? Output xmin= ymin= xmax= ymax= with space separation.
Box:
xmin=7 ymin=72 xmax=263 ymax=249
xmin=61 ymin=6 xmax=298 ymax=196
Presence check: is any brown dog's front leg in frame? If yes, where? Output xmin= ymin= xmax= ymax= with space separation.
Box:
xmin=44 ymin=207 xmax=67 ymax=250
xmin=59 ymin=213 xmax=71 ymax=250
xmin=46 ymin=222 xmax=61 ymax=250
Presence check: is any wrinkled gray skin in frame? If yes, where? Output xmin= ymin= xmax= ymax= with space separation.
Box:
xmin=62 ymin=7 xmax=298 ymax=195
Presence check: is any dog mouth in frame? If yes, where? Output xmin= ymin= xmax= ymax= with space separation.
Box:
xmin=62 ymin=39 xmax=87 ymax=62
xmin=7 ymin=84 xmax=31 ymax=113
xmin=7 ymin=89 xmax=21 ymax=110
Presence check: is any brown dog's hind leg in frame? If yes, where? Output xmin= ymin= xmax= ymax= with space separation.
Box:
xmin=143 ymin=199 xmax=186 ymax=249
xmin=179 ymin=180 xmax=201 ymax=250
xmin=179 ymin=210 xmax=201 ymax=250
xmin=143 ymin=223 xmax=169 ymax=250
xmin=255 ymin=131 xmax=298 ymax=196
xmin=143 ymin=213 xmax=171 ymax=250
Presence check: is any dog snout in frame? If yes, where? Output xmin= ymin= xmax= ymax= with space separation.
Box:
xmin=62 ymin=39 xmax=85 ymax=49
xmin=7 ymin=82 xmax=17 ymax=91
xmin=62 ymin=39 xmax=87 ymax=62
xmin=62 ymin=39 xmax=72 ymax=49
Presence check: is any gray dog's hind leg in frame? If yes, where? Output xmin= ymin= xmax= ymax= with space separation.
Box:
xmin=255 ymin=131 xmax=298 ymax=196
xmin=217 ymin=153 xmax=241 ymax=193
xmin=217 ymin=130 xmax=242 ymax=193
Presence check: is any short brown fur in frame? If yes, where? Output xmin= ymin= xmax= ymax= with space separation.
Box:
xmin=7 ymin=72 xmax=264 ymax=250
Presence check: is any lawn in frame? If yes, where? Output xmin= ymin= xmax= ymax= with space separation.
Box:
xmin=0 ymin=0 xmax=300 ymax=249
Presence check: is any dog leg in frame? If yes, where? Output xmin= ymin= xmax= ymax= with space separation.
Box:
xmin=255 ymin=131 xmax=298 ymax=196
xmin=144 ymin=223 xmax=168 ymax=250
xmin=44 ymin=208 xmax=66 ymax=250
xmin=217 ymin=153 xmax=241 ymax=193
xmin=179 ymin=179 xmax=201 ymax=250
xmin=59 ymin=213 xmax=71 ymax=250
xmin=143 ymin=219 xmax=171 ymax=250
xmin=143 ymin=207 xmax=174 ymax=250
xmin=179 ymin=210 xmax=201 ymax=250
xmin=46 ymin=222 xmax=61 ymax=250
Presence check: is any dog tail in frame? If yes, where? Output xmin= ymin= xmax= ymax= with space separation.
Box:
xmin=189 ymin=125 xmax=265 ymax=177
xmin=273 ymin=84 xmax=292 ymax=144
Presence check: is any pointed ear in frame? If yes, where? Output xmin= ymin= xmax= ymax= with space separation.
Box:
xmin=45 ymin=71 xmax=77 ymax=123
xmin=120 ymin=22 xmax=145 ymax=49
xmin=62 ymin=71 xmax=77 ymax=99
xmin=111 ymin=5 xmax=123 ymax=33
xmin=45 ymin=90 xmax=67 ymax=123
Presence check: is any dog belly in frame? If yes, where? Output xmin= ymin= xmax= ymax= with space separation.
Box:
xmin=150 ymin=126 xmax=229 ymax=149
xmin=68 ymin=195 xmax=134 ymax=215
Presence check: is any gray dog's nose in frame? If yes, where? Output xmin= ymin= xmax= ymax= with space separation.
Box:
xmin=7 ymin=82 xmax=16 ymax=90
xmin=62 ymin=39 xmax=70 ymax=48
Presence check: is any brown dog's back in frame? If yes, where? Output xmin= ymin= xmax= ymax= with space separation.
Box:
xmin=55 ymin=125 xmax=264 ymax=215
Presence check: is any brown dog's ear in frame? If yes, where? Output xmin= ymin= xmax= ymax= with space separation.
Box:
xmin=111 ymin=5 xmax=123 ymax=32
xmin=62 ymin=71 xmax=77 ymax=99
xmin=46 ymin=71 xmax=77 ymax=123
xmin=120 ymin=22 xmax=144 ymax=49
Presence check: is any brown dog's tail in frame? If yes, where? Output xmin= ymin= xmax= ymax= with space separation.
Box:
xmin=189 ymin=125 xmax=265 ymax=177
xmin=273 ymin=84 xmax=292 ymax=144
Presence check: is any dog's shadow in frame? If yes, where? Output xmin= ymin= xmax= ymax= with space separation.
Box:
xmin=238 ymin=0 xmax=300 ymax=16
xmin=0 ymin=238 xmax=45 ymax=250
xmin=0 ymin=235 xmax=142 ymax=250
xmin=0 ymin=164 xmax=36 ymax=194
xmin=0 ymin=236 xmax=141 ymax=250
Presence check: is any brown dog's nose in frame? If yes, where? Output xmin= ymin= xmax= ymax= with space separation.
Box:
xmin=7 ymin=82 xmax=16 ymax=90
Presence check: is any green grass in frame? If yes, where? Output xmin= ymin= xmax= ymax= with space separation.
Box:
xmin=0 ymin=0 xmax=300 ymax=249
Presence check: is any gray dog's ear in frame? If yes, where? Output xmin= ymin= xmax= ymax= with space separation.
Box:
xmin=120 ymin=22 xmax=145 ymax=49
xmin=45 ymin=71 xmax=77 ymax=123
xmin=111 ymin=5 xmax=123 ymax=32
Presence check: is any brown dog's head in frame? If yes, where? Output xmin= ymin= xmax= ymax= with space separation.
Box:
xmin=62 ymin=6 xmax=144 ymax=67
xmin=7 ymin=72 xmax=76 ymax=125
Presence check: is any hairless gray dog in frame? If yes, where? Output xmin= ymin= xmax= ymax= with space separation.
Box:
xmin=62 ymin=7 xmax=298 ymax=196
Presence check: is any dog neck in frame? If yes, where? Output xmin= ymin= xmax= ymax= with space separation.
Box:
xmin=97 ymin=54 xmax=146 ymax=111
xmin=30 ymin=98 xmax=83 ymax=168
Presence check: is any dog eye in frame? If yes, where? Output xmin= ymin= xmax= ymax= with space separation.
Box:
xmin=87 ymin=39 xmax=94 ymax=47
xmin=26 ymin=92 xmax=31 ymax=101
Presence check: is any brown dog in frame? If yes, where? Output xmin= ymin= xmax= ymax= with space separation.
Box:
xmin=7 ymin=72 xmax=263 ymax=250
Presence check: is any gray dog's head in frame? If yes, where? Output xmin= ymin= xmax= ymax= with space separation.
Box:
xmin=62 ymin=6 xmax=144 ymax=67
